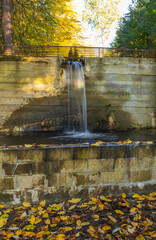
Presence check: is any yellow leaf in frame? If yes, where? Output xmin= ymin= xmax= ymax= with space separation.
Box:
xmin=147 ymin=141 xmax=153 ymax=144
xmin=81 ymin=222 xmax=90 ymax=226
xmin=24 ymin=232 xmax=36 ymax=237
xmin=137 ymin=203 xmax=142 ymax=209
xmin=24 ymin=224 xmax=35 ymax=230
xmin=45 ymin=219 xmax=51 ymax=225
xmin=16 ymin=230 xmax=23 ymax=236
xmin=130 ymin=207 xmax=138 ymax=213
xmin=132 ymin=193 xmax=140 ymax=199
xmin=69 ymin=198 xmax=81 ymax=204
xmin=100 ymin=196 xmax=112 ymax=202
xmin=0 ymin=218 xmax=7 ymax=228
xmin=98 ymin=203 xmax=104 ymax=210
xmin=82 ymin=142 xmax=89 ymax=145
xmin=76 ymin=219 xmax=81 ymax=227
xmin=58 ymin=211 xmax=66 ymax=215
xmin=136 ymin=235 xmax=145 ymax=240
xmin=56 ymin=234 xmax=65 ymax=240
xmin=68 ymin=204 xmax=76 ymax=210
xmin=30 ymin=215 xmax=35 ymax=225
xmin=108 ymin=215 xmax=117 ymax=223
xmin=60 ymin=216 xmax=69 ymax=221
xmin=39 ymin=200 xmax=46 ymax=207
xmin=36 ymin=231 xmax=45 ymax=239
xmin=0 ymin=204 xmax=5 ymax=208
xmin=23 ymin=202 xmax=31 ymax=208
xmin=81 ymin=202 xmax=88 ymax=207
xmin=43 ymin=212 xmax=49 ymax=218
xmin=122 ymin=193 xmax=126 ymax=199
xmin=6 ymin=232 xmax=14 ymax=238
xmin=134 ymin=214 xmax=141 ymax=221
xmin=60 ymin=226 xmax=72 ymax=232
xmin=24 ymin=144 xmax=33 ymax=148
xmin=89 ymin=225 xmax=96 ymax=232
xmin=115 ymin=209 xmax=124 ymax=215
xmin=92 ymin=214 xmax=99 ymax=221
xmin=102 ymin=225 xmax=111 ymax=231
xmin=35 ymin=218 xmax=42 ymax=224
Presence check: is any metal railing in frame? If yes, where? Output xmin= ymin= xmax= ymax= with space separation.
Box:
xmin=0 ymin=44 xmax=155 ymax=58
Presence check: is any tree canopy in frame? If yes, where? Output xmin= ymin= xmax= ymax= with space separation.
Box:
xmin=83 ymin=0 xmax=121 ymax=46
xmin=0 ymin=0 xmax=83 ymax=46
xmin=111 ymin=0 xmax=156 ymax=49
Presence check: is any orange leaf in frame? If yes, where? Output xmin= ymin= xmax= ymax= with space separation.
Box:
xmin=122 ymin=193 xmax=126 ymax=199
xmin=39 ymin=200 xmax=46 ymax=207
xmin=102 ymin=225 xmax=111 ymax=231
xmin=36 ymin=231 xmax=45 ymax=239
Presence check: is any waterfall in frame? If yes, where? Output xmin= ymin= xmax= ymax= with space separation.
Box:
xmin=65 ymin=61 xmax=88 ymax=133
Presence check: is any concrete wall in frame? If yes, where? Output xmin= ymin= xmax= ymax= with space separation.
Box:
xmin=0 ymin=144 xmax=156 ymax=205
xmin=85 ymin=57 xmax=156 ymax=130
xmin=0 ymin=56 xmax=155 ymax=133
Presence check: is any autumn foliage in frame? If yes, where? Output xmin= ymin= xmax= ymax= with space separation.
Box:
xmin=0 ymin=193 xmax=156 ymax=239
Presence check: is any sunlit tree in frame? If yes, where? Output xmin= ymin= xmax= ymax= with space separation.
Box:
xmin=83 ymin=0 xmax=121 ymax=46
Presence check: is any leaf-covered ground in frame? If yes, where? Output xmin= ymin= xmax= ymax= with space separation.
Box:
xmin=0 ymin=193 xmax=156 ymax=239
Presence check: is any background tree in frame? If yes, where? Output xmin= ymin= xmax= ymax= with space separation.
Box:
xmin=1 ymin=0 xmax=13 ymax=55
xmin=111 ymin=0 xmax=156 ymax=49
xmin=83 ymin=0 xmax=121 ymax=46
xmin=0 ymin=0 xmax=82 ymax=49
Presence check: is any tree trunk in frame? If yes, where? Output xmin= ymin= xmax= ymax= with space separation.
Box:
xmin=1 ymin=0 xmax=13 ymax=55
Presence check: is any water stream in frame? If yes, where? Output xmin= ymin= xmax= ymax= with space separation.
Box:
xmin=65 ymin=61 xmax=88 ymax=134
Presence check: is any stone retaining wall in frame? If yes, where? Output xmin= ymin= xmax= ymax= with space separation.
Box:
xmin=0 ymin=56 xmax=155 ymax=132
xmin=0 ymin=144 xmax=156 ymax=205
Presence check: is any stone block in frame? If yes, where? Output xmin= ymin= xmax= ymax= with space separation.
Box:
xmin=129 ymin=170 xmax=151 ymax=182
xmin=17 ymin=149 xmax=44 ymax=162
xmin=44 ymin=161 xmax=60 ymax=175
xmin=0 ymin=150 xmax=17 ymax=163
xmin=59 ymin=173 xmax=77 ymax=187
xmin=114 ymin=158 xmax=126 ymax=171
xmin=139 ymin=157 xmax=152 ymax=170
xmin=138 ymin=145 xmax=153 ymax=158
xmin=87 ymin=159 xmax=101 ymax=172
xmin=16 ymin=174 xmax=45 ymax=189
xmin=48 ymin=173 xmax=59 ymax=187
xmin=60 ymin=160 xmax=74 ymax=173
xmin=0 ymin=193 xmax=13 ymax=203
xmin=0 ymin=163 xmax=5 ymax=176
xmin=101 ymin=171 xmax=126 ymax=184
xmin=129 ymin=157 xmax=140 ymax=171
xmin=116 ymin=146 xmax=127 ymax=158
xmin=152 ymin=157 xmax=156 ymax=168
xmin=101 ymin=158 xmax=114 ymax=171
xmin=74 ymin=160 xmax=87 ymax=173
xmin=151 ymin=169 xmax=156 ymax=181
xmin=75 ymin=172 xmax=100 ymax=186
xmin=0 ymin=177 xmax=14 ymax=190
xmin=100 ymin=146 xmax=116 ymax=159
xmin=3 ymin=162 xmax=33 ymax=175
xmin=73 ymin=147 xmax=101 ymax=160
xmin=32 ymin=162 xmax=44 ymax=174
xmin=45 ymin=148 xmax=73 ymax=161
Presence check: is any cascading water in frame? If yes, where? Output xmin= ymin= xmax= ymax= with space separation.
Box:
xmin=65 ymin=61 xmax=88 ymax=134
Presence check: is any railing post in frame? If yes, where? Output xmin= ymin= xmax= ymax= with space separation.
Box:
xmin=99 ymin=48 xmax=101 ymax=58
xmin=42 ymin=46 xmax=43 ymax=57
